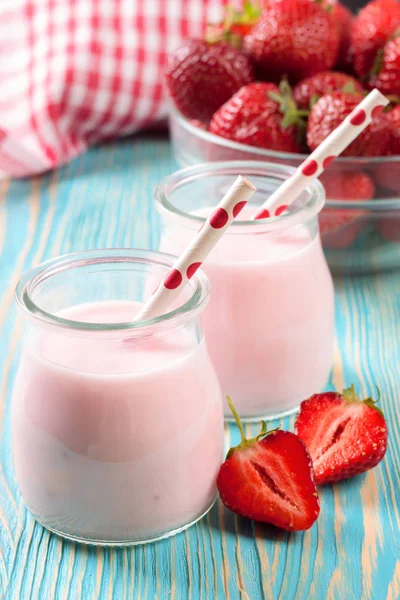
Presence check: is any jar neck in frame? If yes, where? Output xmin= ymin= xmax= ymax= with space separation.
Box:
xmin=15 ymin=249 xmax=210 ymax=338
xmin=155 ymin=161 xmax=325 ymax=235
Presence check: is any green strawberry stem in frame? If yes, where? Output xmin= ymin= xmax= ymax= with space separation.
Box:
xmin=342 ymin=384 xmax=384 ymax=418
xmin=226 ymin=396 xmax=279 ymax=458
xmin=227 ymin=395 xmax=247 ymax=443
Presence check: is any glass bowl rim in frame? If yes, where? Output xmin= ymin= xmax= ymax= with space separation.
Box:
xmin=170 ymin=105 xmax=400 ymax=212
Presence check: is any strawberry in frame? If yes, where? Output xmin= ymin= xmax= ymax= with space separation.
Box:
xmin=321 ymin=170 xmax=375 ymax=201
xmin=209 ymin=81 xmax=305 ymax=152
xmin=295 ymin=385 xmax=388 ymax=485
xmin=332 ymin=2 xmax=354 ymax=71
xmin=217 ymin=398 xmax=320 ymax=531
xmin=206 ymin=2 xmax=261 ymax=49
xmin=293 ymin=71 xmax=364 ymax=110
xmin=373 ymin=106 xmax=400 ymax=239
xmin=381 ymin=104 xmax=400 ymax=156
xmin=375 ymin=218 xmax=400 ymax=243
xmin=307 ymin=91 xmax=390 ymax=156
xmin=376 ymin=217 xmax=400 ymax=241
xmin=373 ymin=106 xmax=400 ymax=192
xmin=351 ymin=0 xmax=400 ymax=79
xmin=369 ymin=36 xmax=400 ymax=96
xmin=374 ymin=165 xmax=400 ymax=197
xmin=244 ymin=0 xmax=340 ymax=82
xmin=319 ymin=171 xmax=375 ymax=248
xmin=165 ymin=39 xmax=254 ymax=122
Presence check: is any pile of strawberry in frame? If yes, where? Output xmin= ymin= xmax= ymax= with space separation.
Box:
xmin=217 ymin=386 xmax=388 ymax=531
xmin=166 ymin=0 xmax=400 ymax=247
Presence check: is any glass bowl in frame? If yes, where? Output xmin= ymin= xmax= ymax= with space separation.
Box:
xmin=169 ymin=105 xmax=400 ymax=274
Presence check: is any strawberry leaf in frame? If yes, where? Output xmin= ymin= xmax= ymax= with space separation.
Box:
xmin=242 ymin=0 xmax=262 ymax=22
xmin=342 ymin=384 xmax=385 ymax=418
xmin=341 ymin=81 xmax=357 ymax=94
xmin=314 ymin=0 xmax=333 ymax=11
xmin=386 ymin=94 xmax=400 ymax=105
xmin=369 ymin=47 xmax=385 ymax=78
xmin=309 ymin=94 xmax=321 ymax=109
xmin=206 ymin=0 xmax=261 ymax=46
xmin=268 ymin=79 xmax=309 ymax=144
xmin=390 ymin=28 xmax=400 ymax=41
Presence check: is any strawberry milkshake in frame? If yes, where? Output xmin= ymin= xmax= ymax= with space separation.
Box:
xmin=157 ymin=162 xmax=335 ymax=420
xmin=12 ymin=250 xmax=223 ymax=544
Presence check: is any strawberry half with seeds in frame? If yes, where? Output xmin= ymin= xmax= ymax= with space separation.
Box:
xmin=295 ymin=385 xmax=388 ymax=485
xmin=166 ymin=39 xmax=254 ymax=123
xmin=217 ymin=397 xmax=320 ymax=531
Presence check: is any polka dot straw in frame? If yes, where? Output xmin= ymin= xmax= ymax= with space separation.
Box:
xmin=134 ymin=175 xmax=256 ymax=322
xmin=252 ymin=89 xmax=390 ymax=220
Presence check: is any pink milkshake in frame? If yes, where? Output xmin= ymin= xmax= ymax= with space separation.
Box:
xmin=157 ymin=162 xmax=335 ymax=420
xmin=12 ymin=250 xmax=223 ymax=544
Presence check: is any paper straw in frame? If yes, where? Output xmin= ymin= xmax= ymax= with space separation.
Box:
xmin=252 ymin=89 xmax=390 ymax=220
xmin=134 ymin=175 xmax=256 ymax=322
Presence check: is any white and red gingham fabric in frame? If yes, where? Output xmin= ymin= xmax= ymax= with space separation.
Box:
xmin=0 ymin=0 xmax=225 ymax=178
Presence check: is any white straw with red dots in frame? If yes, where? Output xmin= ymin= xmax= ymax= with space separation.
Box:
xmin=133 ymin=175 xmax=256 ymax=322
xmin=252 ymin=89 xmax=389 ymax=220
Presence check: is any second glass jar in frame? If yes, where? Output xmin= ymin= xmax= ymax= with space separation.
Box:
xmin=156 ymin=162 xmax=335 ymax=421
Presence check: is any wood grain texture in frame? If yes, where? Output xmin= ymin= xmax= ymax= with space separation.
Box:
xmin=0 ymin=134 xmax=399 ymax=600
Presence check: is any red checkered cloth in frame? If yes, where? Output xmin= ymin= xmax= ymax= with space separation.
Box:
xmin=0 ymin=0 xmax=225 ymax=178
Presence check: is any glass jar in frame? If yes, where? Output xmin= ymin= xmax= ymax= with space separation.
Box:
xmin=156 ymin=161 xmax=335 ymax=421
xmin=12 ymin=249 xmax=223 ymax=545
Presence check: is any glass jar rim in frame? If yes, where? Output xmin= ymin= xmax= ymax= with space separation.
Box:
xmin=15 ymin=248 xmax=210 ymax=332
xmin=155 ymin=161 xmax=325 ymax=232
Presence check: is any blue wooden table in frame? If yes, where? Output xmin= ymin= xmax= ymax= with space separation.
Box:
xmin=1 ymin=134 xmax=399 ymax=600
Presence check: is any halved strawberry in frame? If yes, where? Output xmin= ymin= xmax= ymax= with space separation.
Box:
xmin=217 ymin=398 xmax=320 ymax=531
xmin=295 ymin=385 xmax=388 ymax=485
